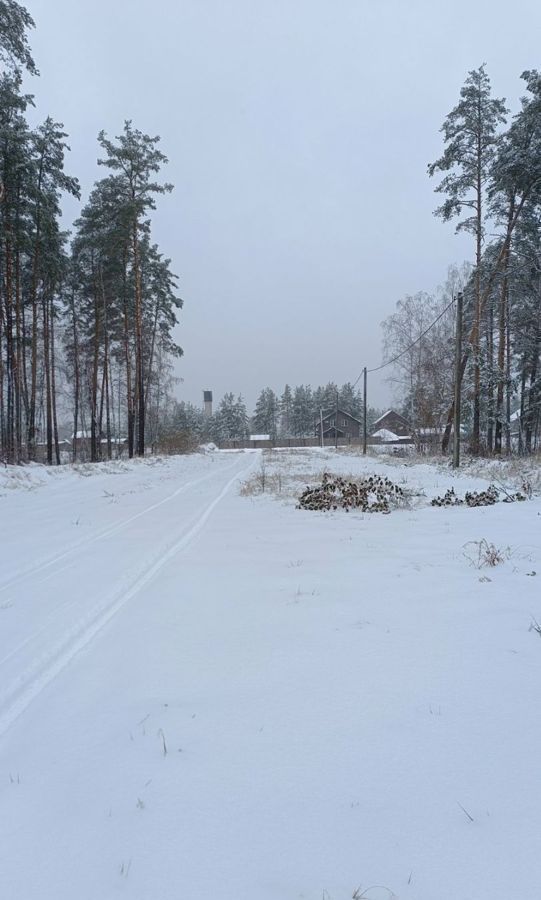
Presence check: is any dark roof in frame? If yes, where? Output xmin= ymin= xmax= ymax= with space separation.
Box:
xmin=318 ymin=407 xmax=362 ymax=425
xmin=372 ymin=409 xmax=411 ymax=428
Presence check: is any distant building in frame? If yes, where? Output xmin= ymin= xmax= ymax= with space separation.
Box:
xmin=203 ymin=391 xmax=213 ymax=417
xmin=371 ymin=410 xmax=412 ymax=438
xmin=315 ymin=408 xmax=361 ymax=440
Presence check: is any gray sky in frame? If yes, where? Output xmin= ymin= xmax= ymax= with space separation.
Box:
xmin=23 ymin=0 xmax=541 ymax=412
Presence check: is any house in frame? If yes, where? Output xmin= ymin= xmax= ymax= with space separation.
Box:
xmin=414 ymin=426 xmax=447 ymax=454
xmin=370 ymin=410 xmax=412 ymax=438
xmin=71 ymin=430 xmax=128 ymax=459
xmin=315 ymin=408 xmax=361 ymax=440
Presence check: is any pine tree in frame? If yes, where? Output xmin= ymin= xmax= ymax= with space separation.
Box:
xmin=213 ymin=393 xmax=249 ymax=441
xmin=280 ymin=384 xmax=292 ymax=436
xmin=429 ymin=65 xmax=507 ymax=453
xmin=0 ymin=0 xmax=37 ymax=77
xmin=97 ymin=122 xmax=173 ymax=456
xmin=291 ymin=385 xmax=314 ymax=436
xmin=339 ymin=382 xmax=361 ymax=418
xmin=252 ymin=387 xmax=279 ymax=438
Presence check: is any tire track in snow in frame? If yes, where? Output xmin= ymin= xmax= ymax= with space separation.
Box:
xmin=0 ymin=457 xmax=255 ymax=738
xmin=0 ymin=456 xmax=242 ymax=595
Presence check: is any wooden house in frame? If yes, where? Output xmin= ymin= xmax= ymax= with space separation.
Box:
xmin=371 ymin=410 xmax=412 ymax=438
xmin=315 ymin=408 xmax=361 ymax=440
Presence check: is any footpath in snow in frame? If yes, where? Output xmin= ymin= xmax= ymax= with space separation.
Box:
xmin=0 ymin=448 xmax=540 ymax=900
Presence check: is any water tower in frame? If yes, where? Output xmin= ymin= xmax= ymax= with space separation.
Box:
xmin=203 ymin=391 xmax=213 ymax=418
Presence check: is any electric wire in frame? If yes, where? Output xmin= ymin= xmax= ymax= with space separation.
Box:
xmin=352 ymin=296 xmax=457 ymax=388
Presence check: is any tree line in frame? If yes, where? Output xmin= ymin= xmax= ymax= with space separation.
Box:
xmin=383 ymin=65 xmax=541 ymax=455
xmin=163 ymin=383 xmax=381 ymax=446
xmin=0 ymin=1 xmax=182 ymax=465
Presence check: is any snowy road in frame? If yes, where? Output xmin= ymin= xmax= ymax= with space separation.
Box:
xmin=1 ymin=449 xmax=541 ymax=900
xmin=0 ymin=452 xmax=254 ymax=737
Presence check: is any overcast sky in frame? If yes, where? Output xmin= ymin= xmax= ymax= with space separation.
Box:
xmin=22 ymin=0 xmax=541 ymax=412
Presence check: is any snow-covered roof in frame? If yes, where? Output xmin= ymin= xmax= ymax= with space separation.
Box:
xmin=372 ymin=428 xmax=400 ymax=442
xmin=372 ymin=410 xmax=392 ymax=425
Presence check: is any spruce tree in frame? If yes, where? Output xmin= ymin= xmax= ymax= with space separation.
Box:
xmin=280 ymin=384 xmax=292 ymax=436
xmin=252 ymin=387 xmax=279 ymax=438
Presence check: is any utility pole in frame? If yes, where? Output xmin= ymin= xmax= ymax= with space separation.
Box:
xmin=335 ymin=391 xmax=339 ymax=449
xmin=453 ymin=292 xmax=463 ymax=468
xmin=363 ymin=367 xmax=367 ymax=455
xmin=320 ymin=408 xmax=324 ymax=448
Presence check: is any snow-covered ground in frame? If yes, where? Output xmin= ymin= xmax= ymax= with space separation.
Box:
xmin=1 ymin=448 xmax=540 ymax=900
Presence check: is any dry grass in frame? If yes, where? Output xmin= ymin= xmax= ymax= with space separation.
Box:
xmin=155 ymin=432 xmax=199 ymax=455
xmin=463 ymin=539 xmax=511 ymax=569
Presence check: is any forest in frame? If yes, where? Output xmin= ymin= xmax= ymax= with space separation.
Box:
xmin=0 ymin=1 xmax=182 ymax=464
xmin=382 ymin=65 xmax=541 ymax=455
xmin=1 ymin=4 xmax=541 ymax=461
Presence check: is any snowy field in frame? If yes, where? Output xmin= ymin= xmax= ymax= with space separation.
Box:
xmin=1 ymin=448 xmax=541 ymax=900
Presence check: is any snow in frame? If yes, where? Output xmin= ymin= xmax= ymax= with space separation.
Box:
xmin=1 ymin=448 xmax=541 ymax=899
xmin=372 ymin=427 xmax=400 ymax=441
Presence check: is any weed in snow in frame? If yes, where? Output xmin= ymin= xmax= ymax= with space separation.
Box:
xmin=463 ymin=539 xmax=511 ymax=569
xmin=457 ymin=801 xmax=475 ymax=823
xmin=157 ymin=728 xmax=168 ymax=757
xmin=352 ymin=886 xmax=398 ymax=899
xmin=119 ymin=859 xmax=132 ymax=878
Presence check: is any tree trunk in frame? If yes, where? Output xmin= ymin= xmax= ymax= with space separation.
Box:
xmin=132 ymin=220 xmax=145 ymax=456
xmin=441 ymin=192 xmax=527 ymax=454
xmin=50 ymin=292 xmax=60 ymax=465
xmin=122 ymin=252 xmax=134 ymax=459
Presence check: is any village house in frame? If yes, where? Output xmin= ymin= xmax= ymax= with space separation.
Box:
xmin=315 ymin=408 xmax=361 ymax=440
xmin=370 ymin=410 xmax=412 ymax=438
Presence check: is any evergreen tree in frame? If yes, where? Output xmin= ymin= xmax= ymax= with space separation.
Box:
xmin=279 ymin=384 xmax=292 ymax=436
xmin=0 ymin=0 xmax=37 ymax=76
xmin=252 ymin=387 xmax=279 ymax=438
xmin=213 ymin=393 xmax=249 ymax=441
xmin=338 ymin=382 xmax=362 ymax=418
xmin=428 ymin=64 xmax=507 ymax=453
xmin=96 ymin=122 xmax=173 ymax=456
xmin=291 ymin=385 xmax=314 ymax=436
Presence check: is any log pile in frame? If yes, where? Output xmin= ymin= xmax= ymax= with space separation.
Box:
xmin=431 ymin=484 xmax=525 ymax=508
xmin=297 ymin=474 xmax=527 ymax=514
xmin=298 ymin=472 xmax=405 ymax=513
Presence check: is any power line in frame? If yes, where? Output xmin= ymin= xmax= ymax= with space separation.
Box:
xmin=352 ymin=296 xmax=457 ymax=388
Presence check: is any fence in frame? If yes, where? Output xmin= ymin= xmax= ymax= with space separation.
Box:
xmin=219 ymin=436 xmax=415 ymax=451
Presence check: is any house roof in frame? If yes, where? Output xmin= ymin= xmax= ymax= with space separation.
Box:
xmin=318 ymin=408 xmax=362 ymax=425
xmin=372 ymin=409 xmax=410 ymax=427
